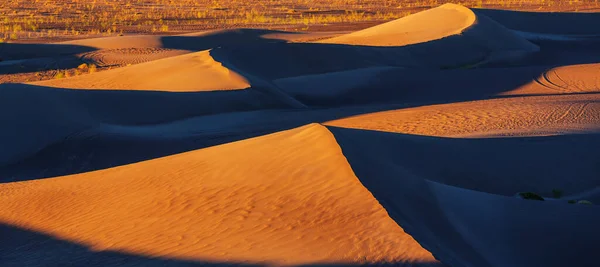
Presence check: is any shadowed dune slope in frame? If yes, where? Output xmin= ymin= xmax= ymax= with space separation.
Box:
xmin=328 ymin=126 xmax=600 ymax=267
xmin=475 ymin=8 xmax=600 ymax=35
xmin=0 ymin=29 xmax=294 ymax=61
xmin=0 ymin=124 xmax=437 ymax=266
xmin=61 ymin=29 xmax=297 ymax=51
xmin=0 ymin=83 xmax=289 ymax=169
xmin=210 ymin=5 xmax=537 ymax=81
xmin=275 ymin=62 xmax=600 ymax=107
xmin=32 ymin=50 xmax=251 ymax=91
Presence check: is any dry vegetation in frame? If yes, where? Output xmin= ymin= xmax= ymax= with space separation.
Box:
xmin=0 ymin=0 xmax=598 ymax=42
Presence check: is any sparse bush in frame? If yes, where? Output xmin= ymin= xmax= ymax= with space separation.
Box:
xmin=88 ymin=64 xmax=97 ymax=73
xmin=552 ymin=189 xmax=563 ymax=199
xmin=54 ymin=71 xmax=65 ymax=79
xmin=516 ymin=192 xmax=545 ymax=201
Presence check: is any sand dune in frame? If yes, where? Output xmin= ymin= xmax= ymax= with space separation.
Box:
xmin=329 ymin=126 xmax=600 ymax=267
xmin=327 ymin=94 xmax=600 ymax=137
xmin=0 ymin=82 xmax=289 ymax=170
xmin=200 ymin=6 xmax=538 ymax=81
xmin=32 ymin=50 xmax=251 ymax=91
xmin=318 ymin=4 xmax=538 ymax=64
xmin=0 ymin=124 xmax=436 ymax=266
xmin=79 ymin=48 xmax=190 ymax=67
xmin=61 ymin=29 xmax=298 ymax=51
xmin=477 ymin=8 xmax=600 ymax=35
xmin=2 ymin=4 xmax=600 ymax=267
xmin=275 ymin=62 xmax=600 ymax=107
xmin=533 ymin=63 xmax=600 ymax=93
xmin=319 ymin=3 xmax=476 ymax=46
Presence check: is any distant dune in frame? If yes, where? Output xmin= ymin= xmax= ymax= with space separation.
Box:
xmin=319 ymin=3 xmax=476 ymax=46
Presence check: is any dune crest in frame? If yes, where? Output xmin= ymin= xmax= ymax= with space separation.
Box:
xmin=32 ymin=50 xmax=251 ymax=91
xmin=319 ymin=3 xmax=476 ymax=47
xmin=0 ymin=124 xmax=436 ymax=265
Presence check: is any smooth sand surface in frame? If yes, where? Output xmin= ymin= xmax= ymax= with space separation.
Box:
xmin=2 ymin=4 xmax=600 ymax=267
xmin=0 ymin=124 xmax=436 ymax=266
xmin=319 ymin=4 xmax=476 ymax=46
xmin=33 ymin=50 xmax=251 ymax=91
xmin=329 ymin=126 xmax=600 ymax=267
xmin=476 ymin=8 xmax=600 ymax=35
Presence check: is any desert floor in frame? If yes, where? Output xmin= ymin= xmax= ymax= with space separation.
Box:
xmin=1 ymin=3 xmax=599 ymax=267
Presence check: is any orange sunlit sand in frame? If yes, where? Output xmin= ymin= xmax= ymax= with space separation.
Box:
xmin=1 ymin=3 xmax=599 ymax=267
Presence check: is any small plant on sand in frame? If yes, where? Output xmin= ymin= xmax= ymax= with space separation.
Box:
xmin=88 ymin=64 xmax=97 ymax=74
xmin=54 ymin=71 xmax=65 ymax=79
xmin=552 ymin=189 xmax=563 ymax=199
xmin=516 ymin=192 xmax=545 ymax=201
xmin=576 ymin=200 xmax=594 ymax=205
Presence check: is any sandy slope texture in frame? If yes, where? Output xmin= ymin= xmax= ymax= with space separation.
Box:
xmin=327 ymin=93 xmax=600 ymax=137
xmin=329 ymin=126 xmax=600 ymax=267
xmin=0 ymin=124 xmax=437 ymax=266
xmin=32 ymin=50 xmax=250 ymax=91
xmin=79 ymin=48 xmax=191 ymax=67
xmin=532 ymin=63 xmax=600 ymax=93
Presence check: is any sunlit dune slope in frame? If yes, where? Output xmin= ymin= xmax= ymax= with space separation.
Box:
xmin=533 ymin=63 xmax=600 ymax=93
xmin=0 ymin=124 xmax=436 ymax=266
xmin=32 ymin=50 xmax=250 ymax=91
xmin=319 ymin=3 xmax=476 ymax=46
xmin=318 ymin=3 xmax=538 ymax=63
xmin=327 ymin=94 xmax=600 ymax=137
xmin=79 ymin=48 xmax=190 ymax=67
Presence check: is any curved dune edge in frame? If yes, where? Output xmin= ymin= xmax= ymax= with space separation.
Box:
xmin=31 ymin=50 xmax=251 ymax=91
xmin=59 ymin=28 xmax=299 ymax=51
xmin=79 ymin=48 xmax=191 ymax=67
xmin=319 ymin=3 xmax=476 ymax=47
xmin=326 ymin=94 xmax=600 ymax=138
xmin=316 ymin=3 xmax=539 ymax=65
xmin=211 ymin=4 xmax=538 ymax=82
xmin=533 ymin=63 xmax=600 ymax=93
xmin=328 ymin=126 xmax=600 ymax=267
xmin=0 ymin=124 xmax=437 ymax=266
xmin=0 ymin=81 xmax=290 ymax=169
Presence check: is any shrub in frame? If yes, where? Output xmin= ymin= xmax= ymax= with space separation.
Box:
xmin=516 ymin=192 xmax=545 ymax=201
xmin=552 ymin=189 xmax=563 ymax=199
